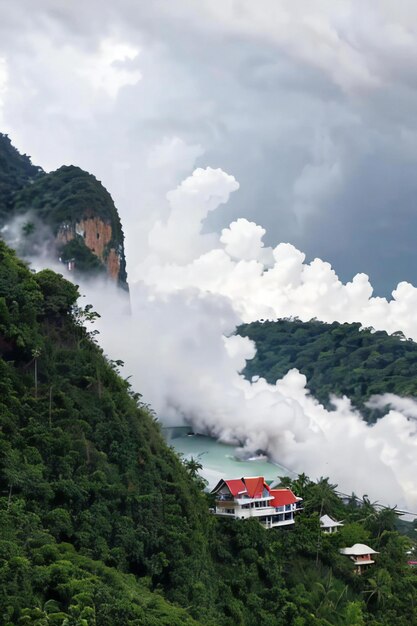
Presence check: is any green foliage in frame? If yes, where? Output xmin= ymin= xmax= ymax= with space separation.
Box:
xmin=12 ymin=165 xmax=122 ymax=240
xmin=0 ymin=241 xmax=416 ymax=625
xmin=0 ymin=135 xmax=127 ymax=287
xmin=34 ymin=270 xmax=79 ymax=317
xmin=238 ymin=318 xmax=417 ymax=420
xmin=59 ymin=237 xmax=106 ymax=276
xmin=0 ymin=242 xmax=215 ymax=624
xmin=0 ymin=133 xmax=43 ymax=220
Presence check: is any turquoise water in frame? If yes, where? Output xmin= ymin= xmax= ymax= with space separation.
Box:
xmin=164 ymin=427 xmax=294 ymax=489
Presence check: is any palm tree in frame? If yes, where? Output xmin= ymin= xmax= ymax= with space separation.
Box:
xmin=314 ymin=572 xmax=348 ymax=621
xmin=293 ymin=472 xmax=313 ymax=498
xmin=370 ymin=506 xmax=399 ymax=541
xmin=277 ymin=475 xmax=293 ymax=489
xmin=183 ymin=456 xmax=203 ymax=479
xmin=363 ymin=569 xmax=392 ymax=607
xmin=357 ymin=495 xmax=379 ymax=527
xmin=31 ymin=347 xmax=41 ymax=398
xmin=358 ymin=499 xmax=398 ymax=539
xmin=306 ymin=477 xmax=341 ymax=516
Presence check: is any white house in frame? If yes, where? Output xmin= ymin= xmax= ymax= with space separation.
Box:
xmin=339 ymin=543 xmax=379 ymax=574
xmin=320 ymin=514 xmax=344 ymax=534
xmin=211 ymin=476 xmax=302 ymax=529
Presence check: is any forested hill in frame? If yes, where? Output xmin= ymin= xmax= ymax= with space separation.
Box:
xmin=237 ymin=319 xmax=417 ymax=418
xmin=0 ymin=133 xmax=43 ymax=220
xmin=0 ymin=240 xmax=212 ymax=624
xmin=0 ymin=134 xmax=127 ymax=287
xmin=1 ymin=243 xmax=416 ymax=624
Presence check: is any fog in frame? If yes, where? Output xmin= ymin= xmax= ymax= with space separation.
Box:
xmin=8 ymin=165 xmax=417 ymax=513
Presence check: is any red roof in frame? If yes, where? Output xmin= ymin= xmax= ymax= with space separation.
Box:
xmin=212 ymin=476 xmax=269 ymax=498
xmin=269 ymin=488 xmax=298 ymax=507
xmin=244 ymin=477 xmax=265 ymax=499
xmin=224 ymin=479 xmax=246 ymax=497
xmin=212 ymin=477 xmax=301 ymax=508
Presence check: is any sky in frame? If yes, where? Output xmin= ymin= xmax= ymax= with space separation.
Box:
xmin=3 ymin=1 xmax=417 ymax=510
xmin=2 ymin=1 xmax=417 ymax=294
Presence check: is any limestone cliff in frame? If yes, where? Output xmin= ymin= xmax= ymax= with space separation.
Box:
xmin=9 ymin=161 xmax=128 ymax=288
xmin=56 ymin=216 xmax=123 ymax=281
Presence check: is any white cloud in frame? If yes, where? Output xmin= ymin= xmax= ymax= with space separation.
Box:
xmin=91 ymin=280 xmax=417 ymax=511
xmin=147 ymin=136 xmax=204 ymax=171
xmin=79 ymin=38 xmax=141 ymax=98
xmin=190 ymin=0 xmax=378 ymax=93
xmin=140 ymin=170 xmax=417 ymax=342
xmin=4 ymin=1 xmax=417 ymax=513
xmin=148 ymin=167 xmax=239 ymax=264
xmin=220 ymin=218 xmax=274 ymax=264
xmin=9 ymin=157 xmax=417 ymax=513
xmin=79 ymin=166 xmax=417 ymax=511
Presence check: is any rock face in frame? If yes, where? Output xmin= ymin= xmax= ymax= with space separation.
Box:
xmin=2 ymin=151 xmax=129 ymax=288
xmin=56 ymin=217 xmax=122 ymax=280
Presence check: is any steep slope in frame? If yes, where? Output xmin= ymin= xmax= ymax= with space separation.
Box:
xmin=0 ymin=133 xmax=43 ymax=220
xmin=237 ymin=319 xmax=417 ymax=419
xmin=0 ymin=135 xmax=127 ymax=288
xmin=0 ymin=241 xmax=215 ymax=624
xmin=0 ymin=242 xmax=416 ymax=625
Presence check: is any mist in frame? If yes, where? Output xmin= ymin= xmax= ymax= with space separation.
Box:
xmin=7 ymin=164 xmax=417 ymax=513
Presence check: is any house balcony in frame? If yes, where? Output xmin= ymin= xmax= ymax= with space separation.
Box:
xmin=262 ymin=517 xmax=295 ymax=529
xmin=214 ymin=504 xmax=297 ymax=527
xmin=215 ymin=509 xmax=237 ymax=516
xmin=351 ymin=557 xmax=375 ymax=566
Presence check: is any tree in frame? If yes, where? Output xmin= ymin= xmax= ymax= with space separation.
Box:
xmin=343 ymin=601 xmax=365 ymax=626
xmin=183 ymin=457 xmax=203 ymax=479
xmin=35 ymin=269 xmax=79 ymax=317
xmin=305 ymin=477 xmax=342 ymax=517
xmin=364 ymin=506 xmax=399 ymax=540
xmin=363 ymin=569 xmax=392 ymax=607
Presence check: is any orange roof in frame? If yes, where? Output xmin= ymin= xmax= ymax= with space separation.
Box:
xmin=269 ymin=488 xmax=298 ymax=507
xmin=224 ymin=479 xmax=246 ymax=497
xmin=211 ymin=477 xmax=301 ymax=506
xmin=243 ymin=477 xmax=265 ymax=498
xmin=212 ymin=476 xmax=268 ymax=498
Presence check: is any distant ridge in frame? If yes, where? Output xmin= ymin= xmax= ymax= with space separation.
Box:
xmin=238 ymin=318 xmax=417 ymax=420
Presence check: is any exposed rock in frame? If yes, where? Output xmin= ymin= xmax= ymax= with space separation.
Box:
xmin=56 ymin=216 xmax=122 ymax=280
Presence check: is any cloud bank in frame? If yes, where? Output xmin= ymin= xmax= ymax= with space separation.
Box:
xmin=8 ymin=159 xmax=417 ymax=513
xmin=3 ymin=1 xmax=417 ymax=511
xmin=51 ymin=165 xmax=416 ymax=513
xmin=4 ymin=1 xmax=417 ymax=293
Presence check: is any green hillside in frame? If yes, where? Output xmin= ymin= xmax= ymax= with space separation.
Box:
xmin=0 ymin=133 xmax=43 ymax=220
xmin=0 ymin=240 xmax=416 ymax=625
xmin=0 ymin=240 xmax=214 ymax=624
xmin=237 ymin=319 xmax=417 ymax=420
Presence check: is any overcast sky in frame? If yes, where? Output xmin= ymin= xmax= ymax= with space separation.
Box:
xmin=2 ymin=1 xmax=417 ymax=294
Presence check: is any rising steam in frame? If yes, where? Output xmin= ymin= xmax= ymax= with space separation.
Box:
xmin=8 ymin=166 xmax=417 ymax=512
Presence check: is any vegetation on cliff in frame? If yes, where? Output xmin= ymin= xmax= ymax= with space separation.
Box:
xmin=0 ymin=135 xmax=127 ymax=287
xmin=0 ymin=133 xmax=43 ymax=221
xmin=0 ymin=241 xmax=214 ymax=624
xmin=237 ymin=318 xmax=417 ymax=420
xmin=0 ymin=240 xmax=416 ymax=625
